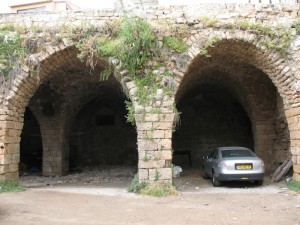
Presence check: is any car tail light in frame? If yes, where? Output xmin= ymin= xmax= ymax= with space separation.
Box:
xmin=218 ymin=160 xmax=227 ymax=168
xmin=260 ymin=160 xmax=265 ymax=168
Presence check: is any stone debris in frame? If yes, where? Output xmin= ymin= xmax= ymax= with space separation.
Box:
xmin=19 ymin=166 xmax=137 ymax=187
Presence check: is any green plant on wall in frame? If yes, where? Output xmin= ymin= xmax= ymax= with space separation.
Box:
xmin=163 ymin=36 xmax=187 ymax=53
xmin=199 ymin=16 xmax=220 ymax=27
xmin=293 ymin=20 xmax=300 ymax=35
xmin=76 ymin=16 xmax=157 ymax=76
xmin=199 ymin=35 xmax=221 ymax=57
xmin=0 ymin=32 xmax=25 ymax=79
xmin=199 ymin=18 xmax=296 ymax=54
xmin=125 ymin=100 xmax=135 ymax=125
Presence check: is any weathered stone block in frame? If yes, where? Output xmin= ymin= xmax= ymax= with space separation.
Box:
xmin=139 ymin=160 xmax=165 ymax=169
xmin=164 ymin=130 xmax=172 ymax=139
xmin=291 ymin=147 xmax=300 ymax=155
xmin=137 ymin=130 xmax=148 ymax=139
xmin=3 ymin=172 xmax=18 ymax=181
xmin=145 ymin=114 xmax=159 ymax=122
xmin=126 ymin=81 xmax=136 ymax=90
xmin=12 ymin=154 xmax=20 ymax=164
xmin=294 ymin=164 xmax=300 ymax=173
xmin=0 ymin=165 xmax=9 ymax=175
xmin=135 ymin=114 xmax=145 ymax=123
xmin=134 ymin=105 xmax=144 ymax=114
xmin=161 ymin=150 xmax=172 ymax=160
xmin=152 ymin=130 xmax=164 ymax=139
xmin=138 ymin=139 xmax=158 ymax=151
xmin=139 ymin=169 xmax=149 ymax=180
xmin=0 ymin=121 xmax=16 ymax=129
xmin=8 ymin=163 xmax=18 ymax=172
xmin=7 ymin=144 xmax=19 ymax=154
xmin=293 ymin=172 xmax=300 ymax=182
xmin=153 ymin=122 xmax=173 ymax=130
xmin=149 ymin=168 xmax=172 ymax=180
xmin=292 ymin=155 xmax=297 ymax=164
xmin=136 ymin=122 xmax=152 ymax=131
xmin=160 ymin=139 xmax=172 ymax=150
xmin=159 ymin=113 xmax=175 ymax=122
xmin=129 ymin=87 xmax=138 ymax=96
xmin=0 ymin=154 xmax=12 ymax=164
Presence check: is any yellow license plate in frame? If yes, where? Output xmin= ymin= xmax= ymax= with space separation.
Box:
xmin=235 ymin=164 xmax=252 ymax=170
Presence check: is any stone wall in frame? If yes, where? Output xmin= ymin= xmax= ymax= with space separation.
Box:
xmin=0 ymin=4 xmax=300 ymax=183
xmin=0 ymin=4 xmax=300 ymax=27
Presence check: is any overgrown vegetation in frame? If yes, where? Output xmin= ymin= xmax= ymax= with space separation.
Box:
xmin=293 ymin=20 xmax=300 ymax=35
xmin=0 ymin=32 xmax=25 ymax=79
xmin=128 ymin=174 xmax=148 ymax=193
xmin=0 ymin=180 xmax=26 ymax=193
xmin=199 ymin=17 xmax=298 ymax=54
xmin=125 ymin=100 xmax=135 ymax=125
xmin=287 ymin=179 xmax=300 ymax=192
xmin=77 ymin=16 xmax=157 ymax=76
xmin=199 ymin=35 xmax=221 ymax=57
xmin=163 ymin=36 xmax=187 ymax=53
xmin=140 ymin=183 xmax=177 ymax=197
xmin=128 ymin=174 xmax=177 ymax=197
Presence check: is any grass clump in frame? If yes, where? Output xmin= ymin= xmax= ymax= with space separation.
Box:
xmin=163 ymin=37 xmax=187 ymax=53
xmin=199 ymin=35 xmax=221 ymax=57
xmin=140 ymin=183 xmax=178 ymax=197
xmin=0 ymin=32 xmax=25 ymax=79
xmin=128 ymin=174 xmax=147 ymax=193
xmin=200 ymin=16 xmax=220 ymax=27
xmin=125 ymin=100 xmax=135 ymax=125
xmin=128 ymin=174 xmax=177 ymax=197
xmin=0 ymin=180 xmax=26 ymax=193
xmin=293 ymin=20 xmax=300 ymax=35
xmin=76 ymin=16 xmax=157 ymax=77
xmin=287 ymin=179 xmax=300 ymax=192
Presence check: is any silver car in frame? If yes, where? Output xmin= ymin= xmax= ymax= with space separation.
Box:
xmin=202 ymin=147 xmax=265 ymax=187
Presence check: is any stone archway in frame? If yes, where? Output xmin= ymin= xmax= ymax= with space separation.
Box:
xmin=174 ymin=34 xmax=298 ymax=179
xmin=0 ymin=44 xmax=137 ymax=180
xmin=20 ymin=108 xmax=43 ymax=173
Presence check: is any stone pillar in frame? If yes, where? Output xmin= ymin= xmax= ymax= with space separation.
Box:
xmin=40 ymin=118 xmax=65 ymax=176
xmin=252 ymin=119 xmax=276 ymax=173
xmin=285 ymin=108 xmax=300 ymax=181
xmin=126 ymin=79 xmax=175 ymax=184
xmin=0 ymin=110 xmax=23 ymax=181
xmin=136 ymin=112 xmax=174 ymax=184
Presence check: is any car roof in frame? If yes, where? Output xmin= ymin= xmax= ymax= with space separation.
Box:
xmin=217 ymin=146 xmax=251 ymax=151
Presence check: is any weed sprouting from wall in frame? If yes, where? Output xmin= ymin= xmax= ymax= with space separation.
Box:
xmin=0 ymin=32 xmax=25 ymax=80
xmin=198 ymin=18 xmax=296 ymax=54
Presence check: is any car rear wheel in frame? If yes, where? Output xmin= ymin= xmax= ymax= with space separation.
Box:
xmin=212 ymin=172 xmax=221 ymax=187
xmin=255 ymin=180 xmax=263 ymax=186
xmin=202 ymin=167 xmax=210 ymax=179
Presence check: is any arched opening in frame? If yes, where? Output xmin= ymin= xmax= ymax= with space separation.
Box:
xmin=7 ymin=45 xmax=138 ymax=184
xmin=173 ymin=40 xmax=291 ymax=186
xmin=173 ymin=83 xmax=254 ymax=168
xmin=69 ymin=89 xmax=137 ymax=171
xmin=20 ymin=108 xmax=43 ymax=173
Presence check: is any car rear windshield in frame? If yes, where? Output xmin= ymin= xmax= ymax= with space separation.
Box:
xmin=221 ymin=149 xmax=255 ymax=158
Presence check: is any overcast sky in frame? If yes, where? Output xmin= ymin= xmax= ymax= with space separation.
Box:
xmin=0 ymin=0 xmax=241 ymax=13
xmin=0 ymin=0 xmax=116 ymax=13
xmin=1 ymin=0 xmax=280 ymax=13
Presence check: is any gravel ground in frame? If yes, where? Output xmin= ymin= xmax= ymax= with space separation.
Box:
xmin=1 ymin=166 xmax=299 ymax=225
xmin=19 ymin=166 xmax=137 ymax=188
xmin=19 ymin=166 xmax=292 ymax=194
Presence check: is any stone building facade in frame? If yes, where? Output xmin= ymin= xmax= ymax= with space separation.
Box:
xmin=0 ymin=3 xmax=300 ymax=184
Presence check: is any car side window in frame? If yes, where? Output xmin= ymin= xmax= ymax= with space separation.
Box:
xmin=212 ymin=149 xmax=218 ymax=159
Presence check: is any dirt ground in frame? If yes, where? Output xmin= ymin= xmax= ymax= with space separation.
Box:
xmin=1 ymin=167 xmax=300 ymax=225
